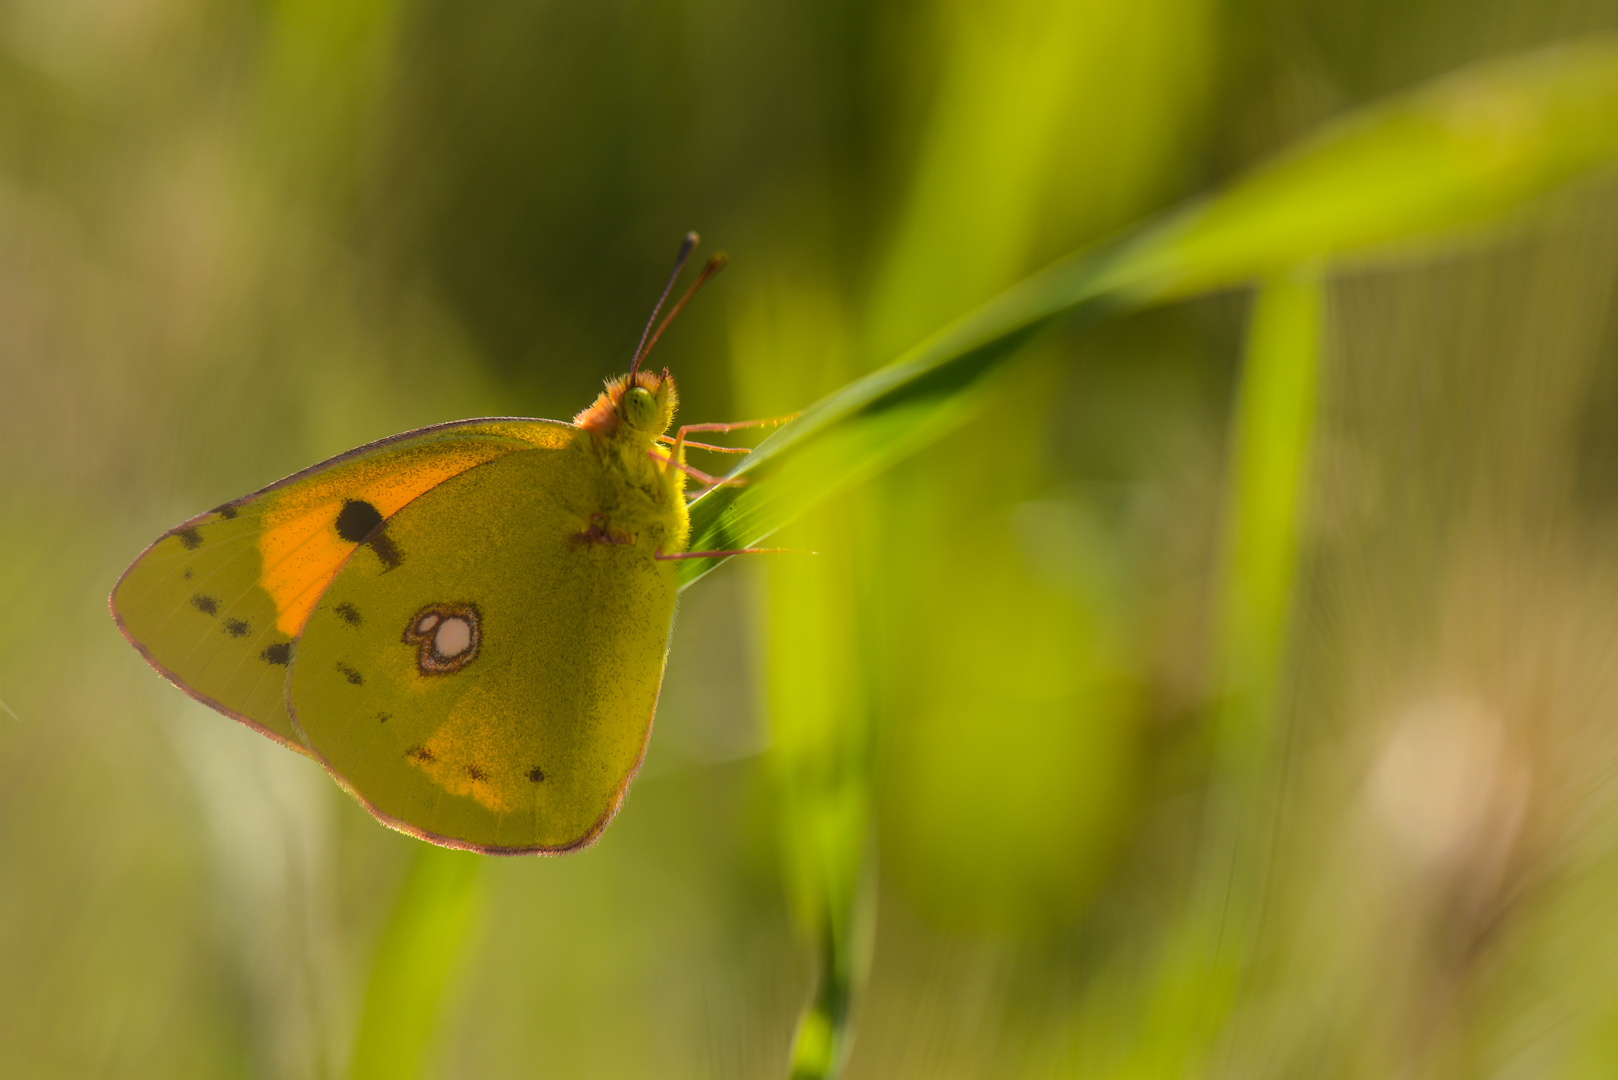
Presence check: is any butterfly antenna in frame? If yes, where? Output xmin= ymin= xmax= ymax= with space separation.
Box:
xmin=629 ymin=232 xmax=701 ymax=382
xmin=635 ymin=252 xmax=728 ymax=368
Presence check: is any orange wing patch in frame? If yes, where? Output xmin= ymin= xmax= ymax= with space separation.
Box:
xmin=406 ymin=685 xmax=528 ymax=813
xmin=258 ymin=431 xmax=570 ymax=637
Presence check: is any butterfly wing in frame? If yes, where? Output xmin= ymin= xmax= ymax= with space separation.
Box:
xmin=287 ymin=443 xmax=680 ymax=853
xmin=111 ymin=419 xmax=574 ymax=751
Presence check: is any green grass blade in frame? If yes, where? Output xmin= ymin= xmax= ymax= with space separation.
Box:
xmin=1114 ymin=264 xmax=1324 ymax=1078
xmin=1211 ymin=263 xmax=1325 ymax=773
xmin=345 ymin=847 xmax=484 ymax=1080
xmin=1107 ymin=39 xmax=1618 ymax=303
xmin=680 ymin=38 xmax=1618 ymax=589
xmin=756 ymin=516 xmax=877 ymax=1080
xmin=787 ymin=906 xmax=858 ymax=1080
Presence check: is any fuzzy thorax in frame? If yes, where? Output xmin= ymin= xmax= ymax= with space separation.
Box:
xmin=573 ymin=369 xmax=686 ymax=511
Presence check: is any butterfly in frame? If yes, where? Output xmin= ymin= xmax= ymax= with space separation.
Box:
xmin=111 ymin=235 xmax=782 ymax=854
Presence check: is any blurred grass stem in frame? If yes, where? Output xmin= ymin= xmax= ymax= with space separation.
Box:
xmin=1127 ymin=266 xmax=1323 ymax=1076
xmin=345 ymin=847 xmax=484 ymax=1080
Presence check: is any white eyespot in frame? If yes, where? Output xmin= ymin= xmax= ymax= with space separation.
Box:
xmin=435 ymin=617 xmax=473 ymax=658
xmin=405 ymin=602 xmax=480 ymax=675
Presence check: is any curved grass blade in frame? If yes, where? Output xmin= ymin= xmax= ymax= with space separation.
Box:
xmin=680 ymin=37 xmax=1618 ymax=588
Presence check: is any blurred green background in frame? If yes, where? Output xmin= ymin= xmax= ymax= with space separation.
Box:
xmin=5 ymin=0 xmax=1618 ymax=1077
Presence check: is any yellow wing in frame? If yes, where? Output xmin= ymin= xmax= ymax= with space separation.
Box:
xmin=111 ymin=418 xmax=575 ymax=751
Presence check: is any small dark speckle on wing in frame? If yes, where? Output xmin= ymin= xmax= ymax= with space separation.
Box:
xmin=176 ymin=527 xmax=203 ymax=550
xmin=368 ymin=533 xmax=402 ymax=571
xmin=335 ymin=662 xmax=363 ymax=685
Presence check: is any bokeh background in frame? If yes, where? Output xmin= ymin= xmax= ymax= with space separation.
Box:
xmin=5 ymin=0 xmax=1618 ymax=1078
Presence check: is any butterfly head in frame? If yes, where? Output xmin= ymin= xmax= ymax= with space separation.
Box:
xmin=619 ymin=368 xmax=677 ymax=434
xmin=573 ymin=368 xmax=678 ymax=441
xmin=575 ymin=233 xmax=715 ymax=443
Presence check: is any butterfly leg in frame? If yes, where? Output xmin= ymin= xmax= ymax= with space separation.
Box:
xmin=647 ymin=447 xmax=748 ymax=496
xmin=654 ymin=414 xmax=796 ymax=496
xmin=658 ymin=438 xmax=750 ymax=454
xmin=673 ymin=414 xmax=797 ymax=440
xmin=655 ymin=545 xmax=813 ymax=561
xmin=655 ymin=414 xmax=795 ymax=459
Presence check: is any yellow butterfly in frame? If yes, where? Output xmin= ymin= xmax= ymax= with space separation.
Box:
xmin=113 ymin=235 xmax=781 ymax=854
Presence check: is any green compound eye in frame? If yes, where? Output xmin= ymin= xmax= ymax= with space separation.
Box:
xmin=621 ymin=385 xmax=659 ymax=431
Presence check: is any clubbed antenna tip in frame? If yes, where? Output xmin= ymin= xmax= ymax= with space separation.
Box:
xmin=629 ymin=232 xmax=702 ymax=380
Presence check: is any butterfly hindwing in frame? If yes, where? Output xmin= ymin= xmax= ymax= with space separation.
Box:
xmin=111 ymin=419 xmax=575 ymax=749
xmin=288 ymin=443 xmax=680 ymax=853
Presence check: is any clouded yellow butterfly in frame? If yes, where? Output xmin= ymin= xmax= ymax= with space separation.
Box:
xmin=112 ymin=235 xmax=774 ymax=854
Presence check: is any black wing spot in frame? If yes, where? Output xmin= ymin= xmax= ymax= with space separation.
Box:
xmin=335 ymin=661 xmax=363 ymax=685
xmin=177 ymin=527 xmax=203 ymax=550
xmin=466 ymin=765 xmax=486 ymax=782
xmin=214 ymin=503 xmax=239 ymax=520
xmin=183 ymin=568 xmax=193 ymax=580
xmin=377 ymin=712 xmax=391 ymax=724
xmin=223 ymin=618 xmax=250 ymax=638
xmin=527 ymin=767 xmax=545 ymax=783
xmin=334 ymin=602 xmax=363 ymax=626
xmin=191 ymin=594 xmax=219 ymax=616
xmin=261 ymin=642 xmax=292 ymax=665
xmin=408 ymin=745 xmax=435 ymax=763
xmin=336 ymin=500 xmax=384 ymax=543
xmin=369 ymin=533 xmax=402 ymax=571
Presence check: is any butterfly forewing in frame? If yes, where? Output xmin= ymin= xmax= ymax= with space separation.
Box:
xmin=288 ymin=443 xmax=679 ymax=854
xmin=113 ymin=504 xmax=306 ymax=747
xmin=111 ymin=419 xmax=574 ymax=747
